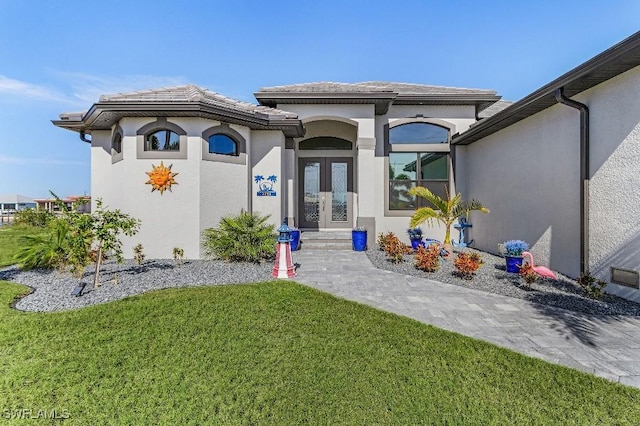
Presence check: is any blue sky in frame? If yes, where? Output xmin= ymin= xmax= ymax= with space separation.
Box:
xmin=1 ymin=0 xmax=638 ymax=198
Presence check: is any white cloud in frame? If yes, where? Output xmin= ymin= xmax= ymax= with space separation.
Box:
xmin=0 ymin=75 xmax=69 ymax=102
xmin=52 ymin=71 xmax=189 ymax=105
xmin=0 ymin=154 xmax=88 ymax=167
xmin=0 ymin=72 xmax=192 ymax=107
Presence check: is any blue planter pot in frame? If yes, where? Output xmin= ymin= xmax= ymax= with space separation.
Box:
xmin=352 ymin=230 xmax=367 ymax=251
xmin=505 ymin=255 xmax=523 ymax=273
xmin=290 ymin=230 xmax=301 ymax=251
xmin=410 ymin=239 xmax=425 ymax=251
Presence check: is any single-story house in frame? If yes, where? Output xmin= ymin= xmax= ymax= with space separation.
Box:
xmin=34 ymin=195 xmax=91 ymax=214
xmin=0 ymin=194 xmax=36 ymax=213
xmin=53 ymin=30 xmax=640 ymax=302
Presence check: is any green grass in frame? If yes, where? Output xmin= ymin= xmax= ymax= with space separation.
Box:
xmin=0 ymin=225 xmax=49 ymax=267
xmin=1 ymin=281 xmax=639 ymax=424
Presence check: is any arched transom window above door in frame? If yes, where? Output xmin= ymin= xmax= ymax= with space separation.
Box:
xmin=299 ymin=137 xmax=353 ymax=150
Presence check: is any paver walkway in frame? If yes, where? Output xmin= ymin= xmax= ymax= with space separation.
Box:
xmin=292 ymin=249 xmax=640 ymax=389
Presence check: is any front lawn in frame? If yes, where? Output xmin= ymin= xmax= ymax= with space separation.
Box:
xmin=1 ymin=280 xmax=638 ymax=424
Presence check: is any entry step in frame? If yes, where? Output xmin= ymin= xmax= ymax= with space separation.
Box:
xmin=298 ymin=230 xmax=352 ymax=250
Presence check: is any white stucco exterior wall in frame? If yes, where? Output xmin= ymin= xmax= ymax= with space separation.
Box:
xmin=199 ymin=123 xmax=250 ymax=245
xmin=251 ymin=130 xmax=285 ymax=228
xmin=460 ymin=105 xmax=581 ymax=277
xmin=92 ymin=117 xmax=255 ymax=260
xmin=579 ymin=66 xmax=640 ymax=301
xmin=461 ymin=65 xmax=640 ymax=302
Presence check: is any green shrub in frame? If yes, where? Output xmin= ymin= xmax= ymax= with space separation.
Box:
xmin=13 ymin=219 xmax=69 ymax=270
xmin=202 ymin=211 xmax=276 ymax=263
xmin=133 ymin=244 xmax=145 ymax=265
xmin=14 ymin=208 xmax=54 ymax=227
xmin=577 ymin=273 xmax=607 ymax=299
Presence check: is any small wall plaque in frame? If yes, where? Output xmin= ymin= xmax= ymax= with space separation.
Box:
xmin=255 ymin=174 xmax=277 ymax=197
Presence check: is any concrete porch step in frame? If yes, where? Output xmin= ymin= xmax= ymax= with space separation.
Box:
xmin=297 ymin=230 xmax=353 ymax=251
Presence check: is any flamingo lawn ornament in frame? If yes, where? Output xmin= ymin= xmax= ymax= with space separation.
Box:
xmin=521 ymin=252 xmax=557 ymax=279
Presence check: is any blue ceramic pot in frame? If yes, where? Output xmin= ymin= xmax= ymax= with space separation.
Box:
xmin=352 ymin=230 xmax=367 ymax=251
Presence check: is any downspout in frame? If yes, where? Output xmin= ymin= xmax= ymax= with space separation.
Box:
xmin=79 ymin=131 xmax=91 ymax=143
xmin=554 ymin=88 xmax=589 ymax=276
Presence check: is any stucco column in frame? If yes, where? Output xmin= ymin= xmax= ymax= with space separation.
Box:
xmin=357 ymin=137 xmax=376 ymax=247
xmin=284 ymin=139 xmax=296 ymax=226
xmin=251 ymin=131 xmax=285 ymax=228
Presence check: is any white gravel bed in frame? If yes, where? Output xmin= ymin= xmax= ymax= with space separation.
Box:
xmin=366 ymin=246 xmax=640 ymax=316
xmin=1 ymin=259 xmax=273 ymax=312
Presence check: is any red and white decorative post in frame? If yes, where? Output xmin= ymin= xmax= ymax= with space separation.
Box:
xmin=272 ymin=223 xmax=296 ymax=279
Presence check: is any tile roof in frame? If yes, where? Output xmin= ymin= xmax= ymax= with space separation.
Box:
xmin=477 ymin=99 xmax=514 ymax=118
xmin=0 ymin=194 xmax=35 ymax=204
xmin=258 ymin=81 xmax=497 ymax=96
xmin=100 ymin=85 xmax=298 ymax=119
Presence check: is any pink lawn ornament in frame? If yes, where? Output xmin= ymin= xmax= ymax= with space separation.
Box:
xmin=521 ymin=252 xmax=557 ymax=280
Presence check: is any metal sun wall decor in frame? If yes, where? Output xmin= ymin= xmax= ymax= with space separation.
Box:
xmin=145 ymin=161 xmax=179 ymax=194
xmin=254 ymin=174 xmax=277 ymax=196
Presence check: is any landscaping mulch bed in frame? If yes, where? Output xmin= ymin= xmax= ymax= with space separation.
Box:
xmin=366 ymin=246 xmax=640 ymax=316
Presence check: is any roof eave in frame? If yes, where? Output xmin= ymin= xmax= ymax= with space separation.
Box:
xmin=452 ymin=31 xmax=640 ymax=146
xmin=53 ymin=101 xmax=304 ymax=135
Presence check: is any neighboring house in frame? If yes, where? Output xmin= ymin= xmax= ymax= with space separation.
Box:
xmin=34 ymin=195 xmax=91 ymax=213
xmin=53 ymin=30 xmax=640 ymax=302
xmin=0 ymin=194 xmax=36 ymax=213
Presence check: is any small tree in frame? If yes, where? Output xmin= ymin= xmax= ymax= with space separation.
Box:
xmin=14 ymin=193 xmax=140 ymax=285
xmin=408 ymin=186 xmax=489 ymax=247
xmin=91 ymin=200 xmax=140 ymax=288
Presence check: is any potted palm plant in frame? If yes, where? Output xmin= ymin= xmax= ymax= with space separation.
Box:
xmin=408 ymin=186 xmax=489 ymax=255
xmin=503 ymin=240 xmax=528 ymax=273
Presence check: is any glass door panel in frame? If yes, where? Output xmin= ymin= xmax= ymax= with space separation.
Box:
xmin=330 ymin=162 xmax=348 ymax=222
xmin=303 ymin=161 xmax=321 ymax=224
xmin=298 ymin=158 xmax=352 ymax=229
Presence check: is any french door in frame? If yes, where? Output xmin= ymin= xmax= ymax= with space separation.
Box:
xmin=298 ymin=157 xmax=353 ymax=229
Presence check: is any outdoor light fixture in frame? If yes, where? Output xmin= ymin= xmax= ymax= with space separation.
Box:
xmin=71 ymin=283 xmax=86 ymax=297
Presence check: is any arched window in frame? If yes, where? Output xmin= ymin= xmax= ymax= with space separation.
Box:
xmin=389 ymin=122 xmax=448 ymax=144
xmin=136 ymin=119 xmax=187 ymax=159
xmin=145 ymin=129 xmax=181 ymax=151
xmin=208 ymin=134 xmax=237 ymax=156
xmin=112 ymin=132 xmax=122 ymax=154
xmin=201 ymin=124 xmax=246 ymax=164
